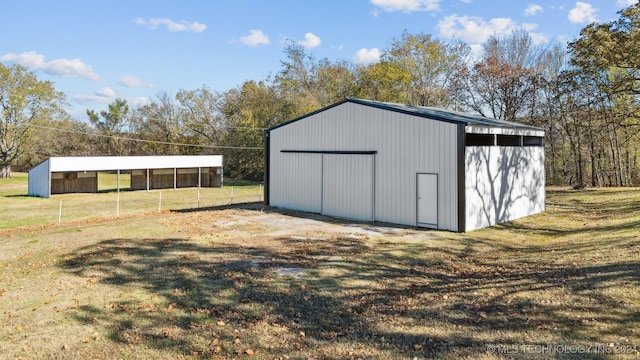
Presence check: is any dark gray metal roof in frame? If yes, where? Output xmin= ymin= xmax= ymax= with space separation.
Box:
xmin=347 ymin=98 xmax=543 ymax=130
xmin=266 ymin=98 xmax=544 ymax=132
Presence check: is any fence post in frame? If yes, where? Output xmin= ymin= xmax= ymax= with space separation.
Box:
xmin=158 ymin=191 xmax=162 ymax=212
xmin=259 ymin=184 xmax=262 ymax=202
xmin=58 ymin=200 xmax=62 ymax=224
xmin=230 ymin=186 xmax=234 ymax=204
xmin=116 ymin=192 xmax=120 ymax=217
xmin=197 ymin=188 xmax=201 ymax=208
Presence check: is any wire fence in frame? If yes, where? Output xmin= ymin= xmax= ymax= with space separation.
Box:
xmin=9 ymin=185 xmax=264 ymax=229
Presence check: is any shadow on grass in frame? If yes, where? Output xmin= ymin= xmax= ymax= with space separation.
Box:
xmin=96 ymin=188 xmax=134 ymax=194
xmin=58 ymin=229 xmax=640 ymax=359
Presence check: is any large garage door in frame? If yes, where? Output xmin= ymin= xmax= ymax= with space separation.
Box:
xmin=322 ymin=154 xmax=374 ymax=221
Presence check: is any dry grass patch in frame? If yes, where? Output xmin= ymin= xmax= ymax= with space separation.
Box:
xmin=0 ymin=187 xmax=639 ymax=359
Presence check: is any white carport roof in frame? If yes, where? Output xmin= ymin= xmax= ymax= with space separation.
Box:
xmin=44 ymin=155 xmax=222 ymax=172
xmin=28 ymin=155 xmax=224 ymax=198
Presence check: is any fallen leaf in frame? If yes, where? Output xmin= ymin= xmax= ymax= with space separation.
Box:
xmin=245 ymin=349 xmax=254 ymax=355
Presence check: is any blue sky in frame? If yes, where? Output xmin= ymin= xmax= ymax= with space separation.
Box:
xmin=0 ymin=0 xmax=634 ymax=120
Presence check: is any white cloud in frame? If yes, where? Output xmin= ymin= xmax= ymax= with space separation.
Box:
xmin=525 ymin=4 xmax=543 ymax=16
xmin=299 ymin=32 xmax=321 ymax=49
xmin=95 ymin=87 xmax=115 ymax=98
xmin=353 ymin=48 xmax=381 ymax=65
xmin=118 ymin=75 xmax=146 ymax=88
xmin=617 ymin=0 xmax=636 ymax=7
xmin=135 ymin=17 xmax=206 ymax=32
xmin=127 ymin=97 xmax=151 ymax=108
xmin=370 ymin=0 xmax=440 ymax=12
xmin=568 ymin=2 xmax=597 ymax=24
xmin=527 ymin=31 xmax=548 ymax=45
xmin=0 ymin=51 xmax=101 ymax=81
xmin=239 ymin=29 xmax=270 ymax=47
xmin=460 ymin=0 xmax=472 ymax=3
xmin=74 ymin=87 xmax=116 ymax=104
xmin=437 ymin=14 xmax=518 ymax=44
xmin=437 ymin=14 xmax=547 ymax=48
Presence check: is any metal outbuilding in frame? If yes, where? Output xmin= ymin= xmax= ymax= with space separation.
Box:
xmin=28 ymin=155 xmax=223 ymax=198
xmin=264 ymin=98 xmax=545 ymax=232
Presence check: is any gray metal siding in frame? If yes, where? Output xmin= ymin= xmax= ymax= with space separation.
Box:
xmin=28 ymin=160 xmax=51 ymax=198
xmin=269 ymin=102 xmax=460 ymax=231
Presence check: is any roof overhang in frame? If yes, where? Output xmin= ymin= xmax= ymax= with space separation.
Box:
xmin=43 ymin=155 xmax=223 ymax=172
xmin=465 ymin=125 xmax=545 ymax=137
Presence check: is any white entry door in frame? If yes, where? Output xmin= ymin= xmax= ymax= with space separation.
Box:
xmin=417 ymin=173 xmax=438 ymax=228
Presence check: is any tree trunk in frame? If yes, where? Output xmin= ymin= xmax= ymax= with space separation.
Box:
xmin=613 ymin=127 xmax=626 ymax=186
xmin=0 ymin=165 xmax=12 ymax=178
xmin=587 ymin=117 xmax=597 ymax=187
xmin=607 ymin=126 xmax=619 ymax=186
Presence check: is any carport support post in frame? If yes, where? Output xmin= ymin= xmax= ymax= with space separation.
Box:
xmin=146 ymin=169 xmax=150 ymax=192
xmin=197 ymin=167 xmax=201 ymax=208
xmin=116 ymin=169 xmax=120 ymax=217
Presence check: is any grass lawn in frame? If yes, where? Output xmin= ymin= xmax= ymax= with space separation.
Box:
xmin=0 ymin=181 xmax=639 ymax=359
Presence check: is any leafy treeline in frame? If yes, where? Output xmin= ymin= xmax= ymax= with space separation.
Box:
xmin=2 ymin=3 xmax=639 ymax=185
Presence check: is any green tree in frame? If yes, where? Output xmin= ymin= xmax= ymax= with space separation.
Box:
xmin=570 ymin=2 xmax=640 ymax=96
xmin=314 ymin=58 xmax=357 ymax=106
xmin=86 ymin=98 xmax=130 ymax=155
xmin=275 ymin=42 xmax=357 ymax=108
xmin=176 ymin=86 xmax=227 ymax=149
xmin=221 ymin=81 xmax=304 ymax=180
xmin=568 ymin=2 xmax=640 ymax=186
xmin=0 ymin=64 xmax=66 ymax=177
xmin=22 ymin=118 xmax=95 ymax=166
xmin=129 ymin=92 xmax=182 ymax=155
xmin=355 ymin=61 xmax=410 ymax=103
xmin=275 ymin=42 xmax=321 ymax=110
xmin=383 ymin=31 xmax=468 ymax=107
